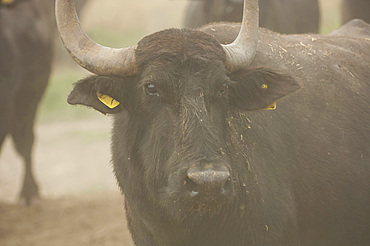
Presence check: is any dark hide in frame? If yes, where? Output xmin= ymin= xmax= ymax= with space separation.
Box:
xmin=330 ymin=18 xmax=370 ymax=37
xmin=259 ymin=0 xmax=320 ymax=34
xmin=0 ymin=0 xmax=54 ymax=205
xmin=342 ymin=0 xmax=370 ymax=24
xmin=183 ymin=0 xmax=320 ymax=34
xmin=68 ymin=20 xmax=370 ymax=245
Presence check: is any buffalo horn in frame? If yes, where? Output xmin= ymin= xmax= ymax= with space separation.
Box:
xmin=222 ymin=0 xmax=259 ymax=72
xmin=55 ymin=0 xmax=137 ymax=76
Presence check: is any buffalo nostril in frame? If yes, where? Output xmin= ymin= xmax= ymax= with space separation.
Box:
xmin=190 ymin=190 xmax=199 ymax=197
xmin=184 ymin=176 xmax=199 ymax=197
xmin=186 ymin=167 xmax=231 ymax=195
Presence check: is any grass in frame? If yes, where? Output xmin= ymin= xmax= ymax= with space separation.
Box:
xmin=37 ymin=71 xmax=94 ymax=122
xmin=87 ymin=28 xmax=146 ymax=48
xmin=319 ymin=0 xmax=342 ymax=34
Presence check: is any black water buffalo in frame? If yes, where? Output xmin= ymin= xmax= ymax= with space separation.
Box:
xmin=183 ymin=0 xmax=320 ymax=34
xmin=56 ymin=0 xmax=369 ymax=245
xmin=0 ymin=0 xmax=87 ymax=206
xmin=0 ymin=0 xmax=54 ymax=205
xmin=342 ymin=0 xmax=370 ymax=24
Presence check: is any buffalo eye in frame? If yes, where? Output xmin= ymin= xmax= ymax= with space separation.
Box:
xmin=145 ymin=83 xmax=160 ymax=97
xmin=218 ymin=82 xmax=229 ymax=97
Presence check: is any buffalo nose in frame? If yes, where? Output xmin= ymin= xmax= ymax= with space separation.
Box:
xmin=186 ymin=164 xmax=231 ymax=197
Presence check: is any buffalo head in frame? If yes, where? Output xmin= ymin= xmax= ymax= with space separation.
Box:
xmin=56 ymin=0 xmax=299 ymax=218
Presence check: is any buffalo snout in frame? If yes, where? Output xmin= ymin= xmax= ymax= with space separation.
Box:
xmin=165 ymin=162 xmax=234 ymax=212
xmin=185 ymin=164 xmax=232 ymax=198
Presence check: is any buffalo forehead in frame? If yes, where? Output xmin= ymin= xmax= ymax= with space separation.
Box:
xmin=135 ymin=28 xmax=226 ymax=69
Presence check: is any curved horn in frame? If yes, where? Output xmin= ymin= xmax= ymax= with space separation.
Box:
xmin=55 ymin=0 xmax=137 ymax=76
xmin=222 ymin=0 xmax=259 ymax=72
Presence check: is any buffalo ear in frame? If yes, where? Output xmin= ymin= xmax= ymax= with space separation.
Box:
xmin=67 ymin=75 xmax=131 ymax=114
xmin=229 ymin=68 xmax=300 ymax=111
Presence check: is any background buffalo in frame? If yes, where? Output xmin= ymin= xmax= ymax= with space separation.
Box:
xmin=341 ymin=0 xmax=370 ymax=24
xmin=0 ymin=0 xmax=89 ymax=206
xmin=183 ymin=0 xmax=320 ymax=33
xmin=0 ymin=0 xmax=54 ymax=205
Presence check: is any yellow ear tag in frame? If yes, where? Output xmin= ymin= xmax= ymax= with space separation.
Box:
xmin=96 ymin=93 xmax=120 ymax=109
xmin=262 ymin=101 xmax=277 ymax=110
xmin=1 ymin=0 xmax=15 ymax=5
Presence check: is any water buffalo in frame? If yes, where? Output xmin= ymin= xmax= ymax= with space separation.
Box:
xmin=183 ymin=0 xmax=320 ymax=34
xmin=56 ymin=0 xmax=369 ymax=245
xmin=342 ymin=0 xmax=370 ymax=24
xmin=0 ymin=0 xmax=54 ymax=205
xmin=0 ymin=0 xmax=87 ymax=206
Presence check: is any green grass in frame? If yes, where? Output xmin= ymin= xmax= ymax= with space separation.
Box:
xmin=319 ymin=0 xmax=342 ymax=34
xmin=37 ymin=72 xmax=94 ymax=122
xmin=87 ymin=28 xmax=146 ymax=48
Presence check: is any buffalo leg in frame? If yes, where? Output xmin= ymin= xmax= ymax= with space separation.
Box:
xmin=11 ymin=116 xmax=39 ymax=206
xmin=10 ymin=79 xmax=46 ymax=206
xmin=0 ymin=113 xmax=8 ymax=153
xmin=0 ymin=127 xmax=7 ymax=154
xmin=0 ymin=86 xmax=10 ymax=154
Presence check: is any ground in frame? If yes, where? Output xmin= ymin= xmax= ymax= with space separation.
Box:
xmin=0 ymin=116 xmax=135 ymax=246
xmin=0 ymin=193 xmax=133 ymax=246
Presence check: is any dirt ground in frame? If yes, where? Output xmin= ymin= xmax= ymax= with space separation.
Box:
xmin=0 ymin=193 xmax=134 ymax=246
xmin=0 ymin=116 xmax=135 ymax=246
